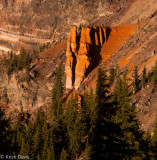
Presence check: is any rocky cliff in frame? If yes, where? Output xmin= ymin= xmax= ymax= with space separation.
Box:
xmin=0 ymin=41 xmax=66 ymax=119
xmin=66 ymin=24 xmax=136 ymax=90
xmin=0 ymin=0 xmax=115 ymax=54
xmin=66 ymin=25 xmax=109 ymax=89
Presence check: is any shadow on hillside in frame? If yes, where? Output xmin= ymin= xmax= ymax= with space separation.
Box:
xmin=84 ymin=27 xmax=111 ymax=78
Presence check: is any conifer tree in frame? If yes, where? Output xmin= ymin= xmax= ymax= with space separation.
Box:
xmin=152 ymin=113 xmax=157 ymax=159
xmin=60 ymin=148 xmax=69 ymax=160
xmin=34 ymin=107 xmax=46 ymax=130
xmin=109 ymin=67 xmax=116 ymax=85
xmin=25 ymin=121 xmax=34 ymax=158
xmin=64 ymin=94 xmax=78 ymax=155
xmin=47 ymin=144 xmax=56 ymax=160
xmin=51 ymin=63 xmax=66 ymax=159
xmin=33 ymin=126 xmax=43 ymax=159
xmin=152 ymin=60 xmax=157 ymax=85
xmin=19 ymin=138 xmax=29 ymax=156
xmin=42 ymin=129 xmax=50 ymax=160
xmin=113 ymin=74 xmax=142 ymax=159
xmin=89 ymin=68 xmax=106 ymax=160
xmin=140 ymin=132 xmax=153 ymax=160
xmin=133 ymin=66 xmax=140 ymax=93
xmin=32 ymin=108 xmax=46 ymax=159
xmin=51 ymin=63 xmax=64 ymax=121
xmin=88 ymin=67 xmax=117 ymax=160
xmin=11 ymin=113 xmax=26 ymax=154
xmin=142 ymin=66 xmax=147 ymax=88
xmin=0 ymin=106 xmax=11 ymax=154
xmin=51 ymin=114 xmax=66 ymax=159
xmin=88 ymin=88 xmax=96 ymax=127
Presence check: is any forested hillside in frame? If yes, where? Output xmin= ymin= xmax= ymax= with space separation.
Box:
xmin=1 ymin=61 xmax=157 ymax=159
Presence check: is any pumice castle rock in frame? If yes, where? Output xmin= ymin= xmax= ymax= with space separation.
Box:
xmin=0 ymin=0 xmax=157 ymax=159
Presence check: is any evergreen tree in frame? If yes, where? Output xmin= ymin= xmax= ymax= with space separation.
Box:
xmin=152 ymin=60 xmax=157 ymax=85
xmin=32 ymin=108 xmax=46 ymax=159
xmin=19 ymin=138 xmax=29 ymax=156
xmin=109 ymin=67 xmax=116 ymax=85
xmin=33 ymin=126 xmax=43 ymax=159
xmin=25 ymin=121 xmax=34 ymax=158
xmin=133 ymin=66 xmax=140 ymax=93
xmin=64 ymin=94 xmax=78 ymax=155
xmin=11 ymin=113 xmax=26 ymax=154
xmin=152 ymin=113 xmax=157 ymax=159
xmin=51 ymin=63 xmax=67 ymax=159
xmin=17 ymin=48 xmax=30 ymax=71
xmin=34 ymin=107 xmax=46 ymax=130
xmin=42 ymin=128 xmax=50 ymax=160
xmin=113 ymin=74 xmax=142 ymax=159
xmin=140 ymin=132 xmax=153 ymax=160
xmin=88 ymin=67 xmax=117 ymax=160
xmin=88 ymin=68 xmax=106 ymax=160
xmin=51 ymin=115 xmax=66 ymax=159
xmin=51 ymin=63 xmax=64 ymax=121
xmin=88 ymin=88 xmax=96 ymax=125
xmin=60 ymin=148 xmax=69 ymax=160
xmin=0 ymin=106 xmax=11 ymax=154
xmin=47 ymin=144 xmax=56 ymax=160
xmin=142 ymin=66 xmax=147 ymax=88
xmin=63 ymin=91 xmax=92 ymax=158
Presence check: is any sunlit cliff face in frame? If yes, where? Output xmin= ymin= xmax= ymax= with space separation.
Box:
xmin=65 ymin=24 xmax=137 ymax=90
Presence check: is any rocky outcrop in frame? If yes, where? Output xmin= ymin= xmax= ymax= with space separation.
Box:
xmin=65 ymin=25 xmax=110 ymax=90
xmin=66 ymin=24 xmax=138 ymax=90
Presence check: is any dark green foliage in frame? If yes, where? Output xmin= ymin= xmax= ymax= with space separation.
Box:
xmin=88 ymin=67 xmax=118 ymax=160
xmin=51 ymin=63 xmax=64 ymax=121
xmin=32 ymin=108 xmax=47 ymax=158
xmin=88 ymin=88 xmax=96 ymax=125
xmin=140 ymin=132 xmax=153 ymax=160
xmin=19 ymin=138 xmax=29 ymax=156
xmin=152 ymin=114 xmax=157 ymax=159
xmin=11 ymin=113 xmax=26 ymax=153
xmin=24 ymin=121 xmax=34 ymax=158
xmin=142 ymin=66 xmax=147 ymax=87
xmin=0 ymin=107 xmax=11 ymax=154
xmin=18 ymin=48 xmax=30 ymax=71
xmin=3 ymin=62 xmax=157 ymax=159
xmin=60 ymin=148 xmax=69 ymax=160
xmin=63 ymin=92 xmax=91 ymax=159
xmin=4 ymin=48 xmax=31 ymax=75
xmin=39 ymin=43 xmax=50 ymax=52
xmin=108 ymin=67 xmax=116 ymax=85
xmin=113 ymin=74 xmax=142 ymax=159
xmin=152 ymin=60 xmax=157 ymax=85
xmin=47 ymin=144 xmax=56 ymax=160
xmin=51 ymin=63 xmax=66 ymax=159
xmin=133 ymin=66 xmax=140 ymax=93
xmin=34 ymin=107 xmax=46 ymax=129
xmin=64 ymin=94 xmax=78 ymax=154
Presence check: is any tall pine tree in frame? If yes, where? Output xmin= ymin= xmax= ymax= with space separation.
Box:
xmin=142 ymin=66 xmax=147 ymax=88
xmin=51 ymin=63 xmax=64 ymax=121
xmin=133 ymin=66 xmax=140 ymax=93
xmin=152 ymin=113 xmax=157 ymax=159
xmin=113 ymin=74 xmax=142 ymax=159
xmin=0 ymin=106 xmax=11 ymax=154
xmin=88 ymin=67 xmax=117 ymax=160
xmin=152 ymin=60 xmax=157 ymax=85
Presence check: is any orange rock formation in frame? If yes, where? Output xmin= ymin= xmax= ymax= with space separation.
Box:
xmin=65 ymin=24 xmax=136 ymax=90
xmin=65 ymin=25 xmax=108 ymax=89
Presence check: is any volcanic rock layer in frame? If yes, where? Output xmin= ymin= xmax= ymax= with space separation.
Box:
xmin=65 ymin=24 xmax=137 ymax=90
xmin=65 ymin=25 xmax=110 ymax=90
